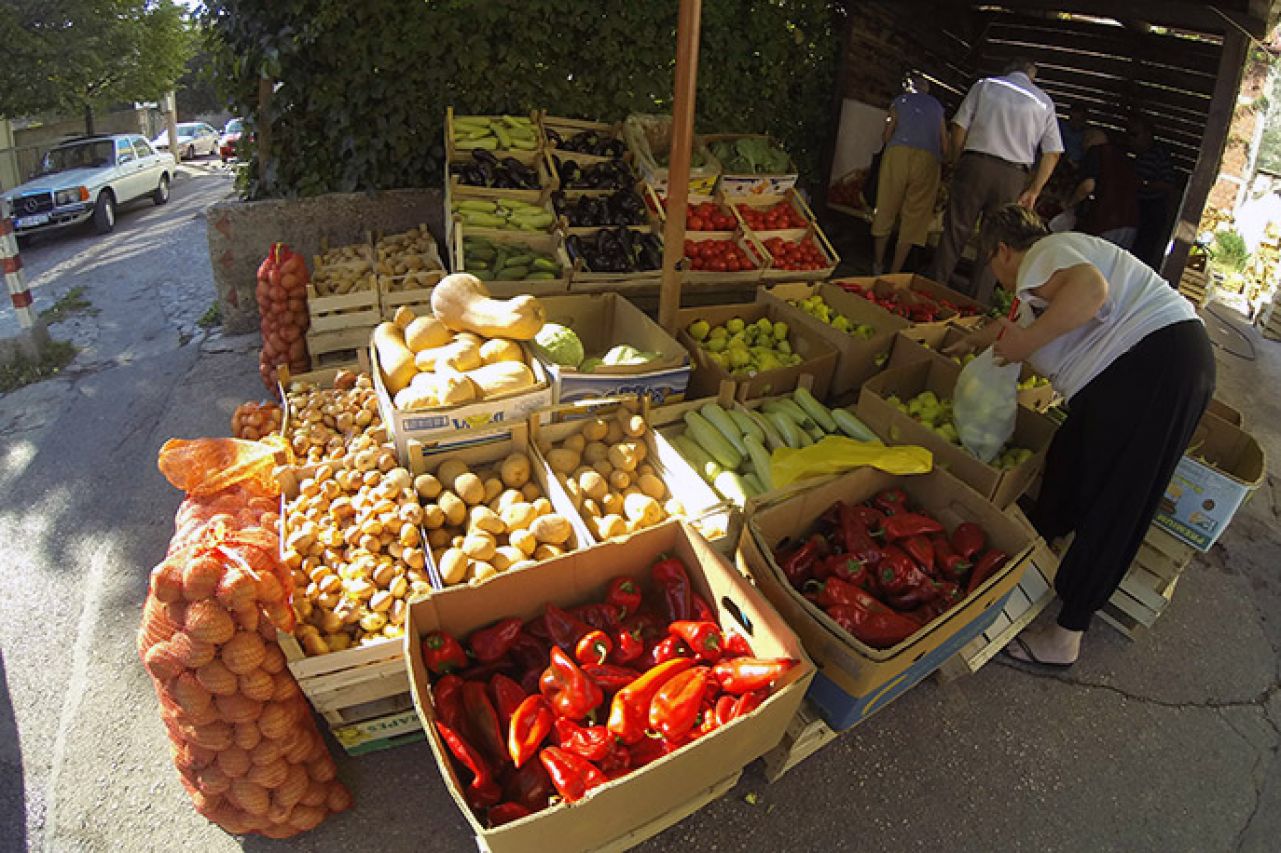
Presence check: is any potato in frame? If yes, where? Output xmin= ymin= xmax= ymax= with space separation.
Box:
xmin=592 ymin=514 xmax=627 ymax=539
xmin=592 ymin=459 xmax=613 ymax=479
xmin=546 ymin=448 xmax=581 ymax=474
xmin=532 ymin=497 xmax=552 ymax=517
xmin=439 ymin=548 xmax=468 ymax=585
xmin=495 ymin=489 xmax=525 ymax=511
xmin=608 ymin=470 xmax=631 ymax=491
xmin=469 ymin=561 xmax=498 ymax=583
xmin=637 ymin=473 xmax=666 ymax=500
xmin=462 ymin=532 xmax=497 ymax=561
xmin=602 ymin=492 xmax=624 ymax=516
xmin=620 ymin=412 xmax=647 ymax=438
xmin=533 ymin=544 xmax=564 ymax=561
xmin=500 ymin=454 xmax=531 ymax=488
xmin=530 ymin=514 xmax=572 ymax=545
xmin=427 ymin=527 xmax=453 ymax=549
xmin=414 ymin=474 xmax=443 ymax=500
xmin=578 ymin=470 xmax=608 ymax=501
xmin=624 ymin=493 xmax=663 ymax=527
xmin=581 ymin=498 xmax=602 ymax=518
xmin=438 ymin=491 xmax=467 ymax=527
xmin=492 ymin=546 xmax=525 ymax=571
xmin=521 ymin=482 xmax=542 ymax=502
xmin=436 ymin=459 xmax=469 ymax=488
xmin=468 ymin=505 xmax=505 ymax=535
xmin=563 ymin=433 xmax=586 ymax=454
xmin=583 ymin=442 xmax=609 ymax=464
xmin=581 ymin=418 xmax=609 ymax=442
xmin=483 ymin=477 xmax=504 ymax=503
xmin=637 ymin=463 xmax=656 ymax=477
xmin=605 ymin=420 xmax=624 ymax=444
xmin=500 ymin=502 xmax=537 ymax=532
xmin=422 ymin=504 xmax=446 ymax=529
xmin=509 ymin=528 xmax=537 ymax=556
xmin=455 ymin=473 xmax=485 ymax=506
xmin=564 ymin=478 xmax=582 ymax=507
xmin=608 ymin=443 xmax=638 ymax=473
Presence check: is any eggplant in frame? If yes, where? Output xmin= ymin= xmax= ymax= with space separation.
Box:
xmin=473 ymin=149 xmax=500 ymax=168
xmin=545 ymin=128 xmax=564 ymax=147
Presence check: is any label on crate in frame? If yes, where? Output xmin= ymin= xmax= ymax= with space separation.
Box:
xmin=1153 ymin=454 xmax=1254 ymax=552
xmin=332 ymin=709 xmax=423 ymax=749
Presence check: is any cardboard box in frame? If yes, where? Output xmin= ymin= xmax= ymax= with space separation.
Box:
xmin=371 ymin=344 xmax=554 ymax=459
xmin=535 ymin=293 xmax=691 ymax=406
xmin=405 ymin=521 xmax=814 ymax=853
xmin=857 ymin=359 xmax=1059 ymax=508
xmin=834 ymin=273 xmax=986 ymax=324
xmin=738 ymin=466 xmax=1036 ymax=730
xmin=757 ymin=281 xmax=909 ymax=395
xmin=674 ymin=301 xmax=838 ymax=401
xmin=1153 ymin=413 xmax=1266 ymax=551
xmin=697 ymin=133 xmax=799 ymax=197
xmin=888 ymin=328 xmax=1059 ymax=413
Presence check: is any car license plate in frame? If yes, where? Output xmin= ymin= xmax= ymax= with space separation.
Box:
xmin=15 ymin=213 xmax=50 ymax=228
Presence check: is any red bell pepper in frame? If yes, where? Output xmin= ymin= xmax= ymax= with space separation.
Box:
xmin=608 ymin=658 xmax=694 ymax=744
xmin=878 ymin=544 xmax=936 ymax=602
xmin=519 ymin=668 xmax=542 ymax=697
xmin=507 ymin=695 xmax=553 ymax=767
xmin=668 ymin=621 xmax=724 ymax=662
xmin=722 ymin=631 xmax=754 ymax=659
xmin=624 ymin=611 xmax=666 ymax=645
xmin=777 ymin=534 xmax=826 ymax=587
xmin=502 ymin=757 xmax=553 ymax=812
xmin=873 ymin=488 xmax=909 ymax=515
xmin=436 ymin=722 xmax=501 ymax=809
xmin=508 ymin=632 xmax=550 ymax=675
xmin=934 ymin=580 xmax=964 ymax=607
xmin=648 ymin=666 xmax=710 ymax=740
xmin=487 ymin=802 xmax=531 ymax=827
xmin=690 ymin=593 xmax=717 ymax=623
xmin=965 ymin=549 xmax=1009 ymax=594
xmin=711 ymin=657 xmax=796 ymax=694
xmin=645 ymin=636 xmax=691 ymax=667
xmin=951 ymin=522 xmax=986 ymax=561
xmin=850 ymin=504 xmax=886 ymax=535
xmin=728 ymin=689 xmax=766 ymax=721
xmin=883 ymin=512 xmax=944 ymax=541
xmin=826 ymin=602 xmax=920 ymax=649
xmin=459 ymin=660 xmax=516 ymax=683
xmin=575 ymin=629 xmax=613 ymax=666
xmin=814 ymin=575 xmax=870 ymax=609
xmin=609 ymin=624 xmax=644 ymax=664
xmin=902 ymin=534 xmax=936 ymax=576
xmin=489 ymin=673 xmax=526 ymax=731
xmin=629 ymin=733 xmax=681 ymax=768
xmin=714 ymin=694 xmax=738 ymax=727
xmin=651 ymin=555 xmax=693 ymax=622
xmin=523 ymin=616 xmax=551 ymax=642
xmin=605 ymin=576 xmax=642 ymax=617
xmin=553 ymin=718 xmax=612 ymax=762
xmin=463 ymin=680 xmax=507 ymax=767
xmin=582 ymin=663 xmax=640 ymax=694
xmin=422 ymin=631 xmax=468 ymax=675
xmin=543 ymin=603 xmax=593 ymax=650
xmin=433 ymin=674 xmax=466 ymax=731
xmin=539 ymin=647 xmax=603 ymax=722
xmin=574 ymin=603 xmax=626 ymax=631
xmin=539 ymin=747 xmax=607 ymax=804
xmin=468 ymin=618 xmax=524 ymax=663
xmin=931 ymin=534 xmax=970 ymax=582
xmin=598 ymin=742 xmax=631 ymax=779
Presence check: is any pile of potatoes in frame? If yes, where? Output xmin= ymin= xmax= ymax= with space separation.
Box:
xmin=312 ymin=243 xmax=375 ymax=297
xmin=283 ymin=371 xmax=383 ymax=466
xmin=418 ymin=452 xmax=575 ymax=586
xmin=232 ymin=401 xmax=283 ymax=442
xmin=375 ymin=226 xmax=443 ymax=278
xmin=540 ymin=404 xmax=684 ymax=541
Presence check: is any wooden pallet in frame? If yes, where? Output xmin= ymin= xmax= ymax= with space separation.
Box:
xmin=1099 ymin=527 xmax=1195 ymax=639
xmin=761 ymin=700 xmax=838 ymax=783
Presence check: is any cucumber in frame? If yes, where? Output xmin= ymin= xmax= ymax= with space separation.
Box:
xmin=497 ymin=265 xmax=529 ymax=280
xmin=763 ymin=398 xmax=815 ymax=431
xmin=743 ymin=435 xmax=774 ymax=491
xmin=503 ymin=252 xmax=535 ymax=267
xmin=492 ymin=124 xmax=513 ymax=149
xmin=746 ymin=409 xmax=787 ymax=452
xmin=700 ymin=403 xmax=748 ymax=457
xmin=457 ymin=200 xmax=498 ymax=213
xmin=793 ymin=387 xmax=838 ymax=433
xmin=712 ymin=471 xmax=751 ymax=505
xmin=461 ymin=212 xmax=508 ymax=228
xmin=727 ymin=409 xmax=765 ymax=444
xmin=765 ymin=410 xmax=801 ymax=449
xmin=526 ymin=271 xmax=557 ymax=280
xmin=671 ymin=434 xmax=723 ymax=483
xmin=531 ymin=257 xmax=560 ymax=272
xmin=684 ymin=411 xmax=742 ymax=469
xmin=795 ymin=426 xmax=814 ymax=447
xmin=742 ymin=472 xmax=766 ymax=497
xmin=831 ymin=408 xmax=879 ymax=442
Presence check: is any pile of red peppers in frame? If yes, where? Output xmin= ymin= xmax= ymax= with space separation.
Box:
xmin=838 ymin=281 xmax=980 ymax=322
xmin=772 ymin=489 xmax=1009 ymax=650
xmin=421 ymin=556 xmax=798 ymax=828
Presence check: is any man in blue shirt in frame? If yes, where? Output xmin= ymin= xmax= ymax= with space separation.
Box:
xmin=1127 ymin=115 xmax=1180 ymax=272
xmin=1059 ymin=104 xmax=1089 ymax=167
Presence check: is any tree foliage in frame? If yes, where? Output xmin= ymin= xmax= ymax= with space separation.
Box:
xmin=200 ymin=0 xmax=843 ymax=200
xmin=0 ymin=0 xmax=194 ymax=120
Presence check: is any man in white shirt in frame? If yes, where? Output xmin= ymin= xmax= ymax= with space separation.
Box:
xmin=930 ymin=58 xmax=1064 ymax=302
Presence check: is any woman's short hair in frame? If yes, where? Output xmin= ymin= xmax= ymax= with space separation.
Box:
xmin=979 ymin=204 xmax=1050 ymax=260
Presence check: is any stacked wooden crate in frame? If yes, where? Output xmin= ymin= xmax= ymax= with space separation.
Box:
xmin=1098 ymin=526 xmax=1197 ymax=639
xmin=1178 ymin=267 xmax=1210 ymax=308
xmin=306 ymin=240 xmax=380 ymax=370
xmin=1260 ymin=292 xmax=1281 ymax=342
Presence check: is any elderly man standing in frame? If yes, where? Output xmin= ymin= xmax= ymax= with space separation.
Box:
xmin=930 ymin=58 xmax=1063 ymax=302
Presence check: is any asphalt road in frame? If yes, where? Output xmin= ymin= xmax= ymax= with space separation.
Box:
xmin=0 ymin=181 xmax=1277 ymax=852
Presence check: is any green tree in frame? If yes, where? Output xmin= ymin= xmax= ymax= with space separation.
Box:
xmin=0 ymin=0 xmax=194 ymax=133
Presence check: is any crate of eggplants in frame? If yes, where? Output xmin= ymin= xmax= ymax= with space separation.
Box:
xmin=552 ymin=189 xmax=649 ymax=229
xmin=452 ymin=149 xmax=542 ymax=190
xmin=567 ymin=228 xmax=663 ymax=274
xmin=546 ymin=127 xmax=626 ymax=159
xmin=555 ymin=157 xmax=635 ymax=191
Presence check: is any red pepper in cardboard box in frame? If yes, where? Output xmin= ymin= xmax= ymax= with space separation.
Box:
xmin=668 ymin=621 xmax=724 ymax=662
xmin=539 ymin=746 xmax=607 ymax=804
xmin=508 ymin=695 xmax=554 ymax=768
xmin=711 ymin=657 xmax=797 ymax=695
xmin=469 ymin=618 xmax=524 ymax=663
xmin=605 ymin=576 xmax=643 ymax=617
xmin=648 ymin=666 xmax=711 ymax=740
xmin=539 ymin=647 xmax=603 ymax=722
xmin=423 ymin=631 xmax=469 ymax=675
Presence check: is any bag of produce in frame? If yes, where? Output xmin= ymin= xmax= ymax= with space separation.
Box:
xmin=622 ymin=114 xmax=719 ymax=187
xmin=952 ymin=348 xmax=1021 ymax=463
xmin=139 ymin=437 xmax=352 ymax=838
xmin=257 ymin=243 xmax=311 ymax=391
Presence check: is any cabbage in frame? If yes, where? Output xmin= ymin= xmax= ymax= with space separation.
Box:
xmin=603 ymin=344 xmax=660 ymax=366
xmin=534 ymin=323 xmax=584 ymax=368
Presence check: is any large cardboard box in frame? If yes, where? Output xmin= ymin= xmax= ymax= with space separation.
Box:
xmin=534 ymin=293 xmax=691 ymax=406
xmin=371 ymin=344 xmax=554 ymax=459
xmin=1153 ymin=412 xmax=1266 ymax=551
xmin=834 ymin=273 xmax=986 ymax=324
xmin=738 ymin=466 xmax=1036 ymax=729
xmin=888 ymin=327 xmax=1059 ymax=413
xmin=405 ymin=521 xmax=814 ymax=853
xmin=858 ymin=359 xmax=1058 ymax=508
xmin=757 ymin=281 xmax=909 ymax=395
xmin=674 ymin=301 xmax=838 ymax=401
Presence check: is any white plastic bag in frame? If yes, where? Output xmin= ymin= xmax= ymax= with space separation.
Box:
xmin=953 ymin=347 xmax=1022 ymax=463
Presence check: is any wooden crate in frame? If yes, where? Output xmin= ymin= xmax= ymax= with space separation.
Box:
xmin=446 ymin=107 xmax=544 ymax=166
xmin=452 ymin=222 xmax=571 ymax=297
xmin=305 ymin=324 xmax=374 ymax=371
xmin=761 ymin=700 xmax=838 ymax=783
xmin=331 ymin=706 xmax=426 ymax=756
xmin=1100 ymin=527 xmax=1195 ymax=639
xmin=377 ymin=271 xmax=443 ymax=322
xmin=539 ymin=114 xmax=628 ymax=167
xmin=680 ymin=223 xmax=769 ymax=287
xmin=756 ymin=222 xmax=840 ymax=282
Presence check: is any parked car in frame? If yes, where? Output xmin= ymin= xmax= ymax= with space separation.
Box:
xmin=151 ymin=122 xmax=219 ymax=160
xmin=219 ymin=118 xmax=245 ymax=162
xmin=1 ymin=134 xmax=173 ymax=236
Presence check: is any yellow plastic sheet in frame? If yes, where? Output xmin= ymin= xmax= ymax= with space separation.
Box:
xmin=770 ymin=435 xmax=933 ymax=489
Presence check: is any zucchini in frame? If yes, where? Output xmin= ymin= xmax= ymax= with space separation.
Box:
xmin=701 ymin=403 xmax=748 ymax=457
xmin=746 ymin=409 xmax=787 ymax=451
xmin=743 ymin=435 xmax=774 ymax=491
xmin=531 ymin=257 xmax=560 ymax=272
xmin=832 ymin=408 xmax=879 ymax=442
xmin=684 ymin=411 xmax=742 ymax=469
xmin=712 ymin=471 xmax=751 ymax=505
xmin=802 ymin=421 xmax=825 ymax=442
xmin=742 ymin=472 xmax=766 ymax=497
xmin=671 ymin=433 xmax=723 ymax=483
xmin=793 ymin=387 xmax=838 ymax=433
xmin=765 ymin=410 xmax=801 ymax=449
xmin=763 ymin=398 xmax=815 ymax=431
xmin=727 ymin=409 xmax=765 ymax=444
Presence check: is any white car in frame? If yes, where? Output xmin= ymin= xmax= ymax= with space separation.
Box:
xmin=151 ymin=122 xmax=220 ymax=160
xmin=1 ymin=134 xmax=173 ymax=236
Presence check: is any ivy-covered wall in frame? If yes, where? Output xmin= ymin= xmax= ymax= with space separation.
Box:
xmin=202 ymin=1 xmax=843 ymax=199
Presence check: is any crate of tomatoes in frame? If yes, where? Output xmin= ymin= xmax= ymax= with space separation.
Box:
xmin=733 ymin=190 xmax=813 ymax=233
xmin=681 ymin=225 xmax=769 ymax=286
xmin=758 ymin=226 xmax=839 ymax=282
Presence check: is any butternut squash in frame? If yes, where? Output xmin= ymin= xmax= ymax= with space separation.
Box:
xmin=413 ymin=337 xmax=482 ymax=372
xmin=465 ymin=361 xmax=535 ymax=399
xmin=430 ymin=273 xmax=547 ymax=340
xmin=404 ymin=316 xmax=452 ymax=352
xmin=479 ymin=338 xmax=524 ymax=365
xmin=393 ymin=370 xmax=476 ymax=411
xmin=373 ymin=323 xmax=416 ymax=394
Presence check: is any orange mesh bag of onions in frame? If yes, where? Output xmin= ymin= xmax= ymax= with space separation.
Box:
xmin=139 ymin=437 xmax=351 ymax=838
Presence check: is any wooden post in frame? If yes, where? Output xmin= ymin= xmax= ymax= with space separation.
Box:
xmin=1160 ymin=29 xmax=1249 ymax=285
xmin=658 ymin=0 xmax=703 ymax=334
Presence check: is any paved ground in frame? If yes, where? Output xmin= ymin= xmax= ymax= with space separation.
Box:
xmin=0 ymin=185 xmax=1277 ymax=852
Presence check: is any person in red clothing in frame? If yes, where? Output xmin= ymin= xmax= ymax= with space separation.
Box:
xmin=1066 ymin=128 xmax=1140 ymax=250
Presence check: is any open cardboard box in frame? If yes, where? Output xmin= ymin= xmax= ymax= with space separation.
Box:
xmin=834 ymin=274 xmax=986 ymax=325
xmin=674 ymin=301 xmax=838 ymax=402
xmin=1153 ymin=411 xmax=1266 ymax=551
xmin=888 ymin=327 xmax=1059 ymax=413
xmin=738 ymin=466 xmax=1036 ymax=729
xmin=857 ymin=359 xmax=1059 ymax=508
xmin=405 ymin=521 xmax=814 ymax=853
xmin=757 ymin=281 xmax=909 ymax=395
xmin=534 ymin=293 xmax=691 ymax=406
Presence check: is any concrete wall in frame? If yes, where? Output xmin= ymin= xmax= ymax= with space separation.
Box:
xmin=0 ymin=120 xmax=18 ymax=191
xmin=205 ymin=189 xmax=445 ymax=333
xmin=6 ymin=107 xmax=162 ymax=183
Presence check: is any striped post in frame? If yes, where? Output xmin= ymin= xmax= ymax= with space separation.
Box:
xmin=0 ymin=195 xmax=39 ymax=329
